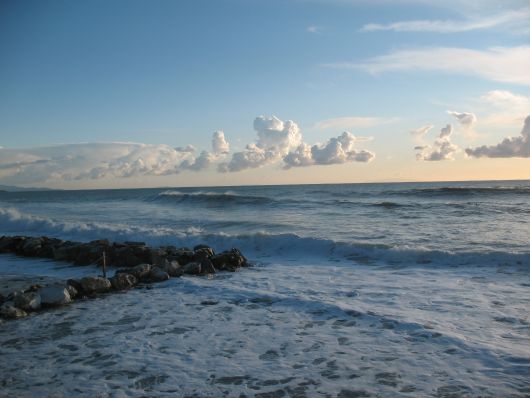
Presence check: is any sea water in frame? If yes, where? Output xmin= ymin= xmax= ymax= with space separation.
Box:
xmin=0 ymin=181 xmax=529 ymax=397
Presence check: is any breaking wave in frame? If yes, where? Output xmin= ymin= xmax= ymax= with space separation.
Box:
xmin=150 ymin=190 xmax=275 ymax=206
xmin=1 ymin=208 xmax=528 ymax=268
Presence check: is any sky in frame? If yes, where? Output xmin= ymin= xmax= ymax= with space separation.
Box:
xmin=0 ymin=0 xmax=529 ymax=189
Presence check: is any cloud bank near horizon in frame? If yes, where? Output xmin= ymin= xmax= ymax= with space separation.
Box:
xmin=0 ymin=116 xmax=376 ymax=185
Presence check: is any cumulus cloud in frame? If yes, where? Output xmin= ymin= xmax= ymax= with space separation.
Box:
xmin=415 ymin=124 xmax=459 ymax=161
xmin=212 ymin=131 xmax=230 ymax=155
xmin=323 ymin=46 xmax=530 ymax=86
xmin=447 ymin=111 xmax=477 ymax=128
xmin=218 ymin=116 xmax=302 ymax=172
xmin=283 ymin=132 xmax=375 ymax=169
xmin=465 ymin=115 xmax=530 ymax=158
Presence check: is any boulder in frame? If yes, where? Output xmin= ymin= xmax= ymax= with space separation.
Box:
xmin=116 ymin=263 xmax=153 ymax=280
xmin=146 ymin=267 xmax=170 ymax=283
xmin=21 ymin=237 xmax=43 ymax=256
xmin=13 ymin=291 xmax=41 ymax=311
xmin=80 ymin=276 xmax=112 ymax=294
xmin=0 ymin=302 xmax=28 ymax=319
xmin=211 ymin=248 xmax=249 ymax=271
xmin=0 ymin=293 xmax=5 ymax=305
xmin=161 ymin=260 xmax=183 ymax=277
xmin=110 ymin=273 xmax=137 ymax=290
xmin=39 ymin=285 xmax=72 ymax=306
xmin=65 ymin=285 xmax=79 ymax=300
xmin=200 ymin=258 xmax=216 ymax=275
xmin=148 ymin=248 xmax=167 ymax=266
xmin=194 ymin=248 xmax=214 ymax=262
xmin=182 ymin=262 xmax=201 ymax=275
xmin=168 ymin=249 xmax=195 ymax=265
xmin=67 ymin=279 xmax=84 ymax=297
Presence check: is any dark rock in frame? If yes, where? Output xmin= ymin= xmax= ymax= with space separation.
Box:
xmin=148 ymin=248 xmax=167 ymax=266
xmin=146 ymin=267 xmax=170 ymax=282
xmin=168 ymin=249 xmax=195 ymax=265
xmin=182 ymin=262 xmax=201 ymax=275
xmin=0 ymin=293 xmax=5 ymax=305
xmin=65 ymin=285 xmax=79 ymax=300
xmin=110 ymin=273 xmax=137 ymax=290
xmin=40 ymin=285 xmax=72 ymax=306
xmin=67 ymin=279 xmax=84 ymax=297
xmin=126 ymin=263 xmax=152 ymax=280
xmin=21 ymin=237 xmax=43 ymax=256
xmin=194 ymin=247 xmax=214 ymax=262
xmin=13 ymin=291 xmax=41 ymax=311
xmin=53 ymin=242 xmax=81 ymax=262
xmin=211 ymin=248 xmax=249 ymax=271
xmin=200 ymin=258 xmax=216 ymax=275
xmin=0 ymin=236 xmax=15 ymax=252
xmin=161 ymin=260 xmax=183 ymax=277
xmin=0 ymin=302 xmax=28 ymax=319
xmin=80 ymin=276 xmax=112 ymax=294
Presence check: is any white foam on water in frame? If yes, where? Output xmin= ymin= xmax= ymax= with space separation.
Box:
xmin=1 ymin=255 xmax=529 ymax=397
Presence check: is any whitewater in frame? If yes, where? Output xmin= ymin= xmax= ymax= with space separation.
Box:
xmin=0 ymin=181 xmax=529 ymax=397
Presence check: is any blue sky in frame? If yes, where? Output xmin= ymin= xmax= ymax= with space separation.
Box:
xmin=1 ymin=0 xmax=529 ymax=188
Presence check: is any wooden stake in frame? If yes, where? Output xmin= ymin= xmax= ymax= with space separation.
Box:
xmin=102 ymin=251 xmax=107 ymax=278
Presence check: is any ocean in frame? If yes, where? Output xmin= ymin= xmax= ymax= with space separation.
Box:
xmin=0 ymin=181 xmax=529 ymax=397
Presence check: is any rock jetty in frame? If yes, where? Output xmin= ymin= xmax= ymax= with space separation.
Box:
xmin=0 ymin=235 xmax=250 ymax=321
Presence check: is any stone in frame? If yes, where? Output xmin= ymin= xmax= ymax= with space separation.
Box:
xmin=116 ymin=263 xmax=152 ymax=280
xmin=211 ymin=248 xmax=249 ymax=271
xmin=110 ymin=273 xmax=137 ymax=290
xmin=194 ymin=247 xmax=214 ymax=262
xmin=66 ymin=285 xmax=79 ymax=300
xmin=161 ymin=260 xmax=183 ymax=277
xmin=21 ymin=237 xmax=43 ymax=256
xmin=182 ymin=262 xmax=201 ymax=275
xmin=146 ymin=267 xmax=170 ymax=282
xmin=200 ymin=258 xmax=216 ymax=274
xmin=13 ymin=291 xmax=41 ymax=311
xmin=67 ymin=279 xmax=84 ymax=297
xmin=168 ymin=249 xmax=195 ymax=265
xmin=0 ymin=293 xmax=5 ymax=305
xmin=0 ymin=302 xmax=28 ymax=319
xmin=39 ymin=285 xmax=72 ymax=306
xmin=80 ymin=276 xmax=112 ymax=294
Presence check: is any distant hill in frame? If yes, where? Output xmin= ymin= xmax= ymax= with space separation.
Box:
xmin=0 ymin=185 xmax=59 ymax=192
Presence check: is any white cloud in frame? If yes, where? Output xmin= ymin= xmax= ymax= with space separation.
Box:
xmin=212 ymin=131 xmax=230 ymax=155
xmin=218 ymin=116 xmax=302 ymax=172
xmin=283 ymin=132 xmax=375 ymax=169
xmin=323 ymin=46 xmax=530 ymax=86
xmin=314 ymin=116 xmax=397 ymax=130
xmin=447 ymin=111 xmax=477 ymax=127
xmin=410 ymin=125 xmax=434 ymax=138
xmin=477 ymin=90 xmax=530 ymax=126
xmin=0 ymin=131 xmax=231 ymax=184
xmin=360 ymin=8 xmax=530 ymax=33
xmin=415 ymin=124 xmax=459 ymax=161
xmin=465 ymin=115 xmax=530 ymax=158
xmin=0 ymin=142 xmax=191 ymax=185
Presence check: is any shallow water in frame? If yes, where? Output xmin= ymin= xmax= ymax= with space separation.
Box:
xmin=1 ymin=255 xmax=529 ymax=397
